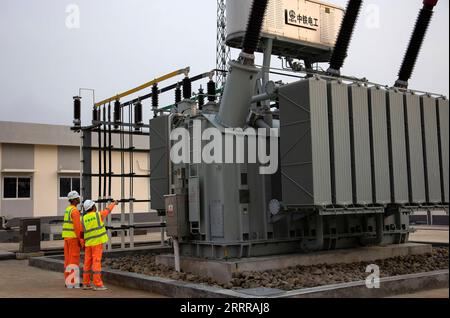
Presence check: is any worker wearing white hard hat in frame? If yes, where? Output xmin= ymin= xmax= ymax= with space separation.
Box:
xmin=81 ymin=198 xmax=118 ymax=291
xmin=83 ymin=200 xmax=96 ymax=212
xmin=68 ymin=191 xmax=81 ymax=201
xmin=62 ymin=190 xmax=84 ymax=288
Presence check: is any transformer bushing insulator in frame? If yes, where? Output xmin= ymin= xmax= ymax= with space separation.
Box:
xmin=198 ymin=88 xmax=205 ymax=108
xmin=328 ymin=0 xmax=363 ymax=74
xmin=152 ymin=84 xmax=159 ymax=108
xmin=183 ymin=77 xmax=192 ymax=99
xmin=207 ymin=80 xmax=216 ymax=102
xmin=396 ymin=0 xmax=438 ymax=88
xmin=241 ymin=0 xmax=269 ymax=55
xmin=175 ymin=85 xmax=182 ymax=104
xmin=73 ymin=97 xmax=81 ymax=126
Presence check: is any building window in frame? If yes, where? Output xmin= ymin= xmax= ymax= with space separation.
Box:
xmin=3 ymin=177 xmax=32 ymax=199
xmin=59 ymin=177 xmax=80 ymax=198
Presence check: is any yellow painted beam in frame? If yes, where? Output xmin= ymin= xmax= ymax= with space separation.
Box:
xmin=95 ymin=67 xmax=190 ymax=107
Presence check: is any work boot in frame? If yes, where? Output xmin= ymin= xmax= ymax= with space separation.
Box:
xmin=65 ymin=284 xmax=81 ymax=289
xmin=93 ymin=286 xmax=108 ymax=291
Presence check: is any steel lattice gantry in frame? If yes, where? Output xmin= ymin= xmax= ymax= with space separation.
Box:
xmin=216 ymin=0 xmax=230 ymax=89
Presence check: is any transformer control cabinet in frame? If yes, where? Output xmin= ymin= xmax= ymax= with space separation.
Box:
xmin=164 ymin=194 xmax=188 ymax=239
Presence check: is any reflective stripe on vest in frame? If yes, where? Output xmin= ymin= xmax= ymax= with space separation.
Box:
xmin=62 ymin=206 xmax=77 ymax=239
xmin=82 ymin=212 xmax=108 ymax=247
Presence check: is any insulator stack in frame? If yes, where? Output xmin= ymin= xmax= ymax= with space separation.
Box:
xmin=92 ymin=107 xmax=100 ymax=122
xmin=73 ymin=96 xmax=81 ymax=126
xmin=241 ymin=0 xmax=270 ymax=55
xmin=134 ymin=101 xmax=143 ymax=125
xmin=175 ymin=85 xmax=182 ymax=104
xmin=152 ymin=84 xmax=159 ymax=108
xmin=207 ymin=80 xmax=216 ymax=102
xmin=395 ymin=0 xmax=438 ymax=88
xmin=114 ymin=100 xmax=121 ymax=129
xmin=183 ymin=76 xmax=192 ymax=99
xmin=198 ymin=87 xmax=205 ymax=109
xmin=327 ymin=0 xmax=363 ymax=75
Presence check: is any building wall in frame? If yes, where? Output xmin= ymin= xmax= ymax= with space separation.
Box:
xmin=34 ymin=145 xmax=58 ymax=217
xmin=58 ymin=146 xmax=80 ymax=171
xmin=1 ymin=143 xmax=34 ymax=218
xmin=0 ymin=122 xmax=151 ymax=219
xmin=1 ymin=143 xmax=34 ymax=170
xmin=57 ymin=146 xmax=80 ymax=216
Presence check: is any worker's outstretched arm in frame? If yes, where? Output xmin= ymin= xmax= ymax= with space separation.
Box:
xmin=100 ymin=201 xmax=118 ymax=220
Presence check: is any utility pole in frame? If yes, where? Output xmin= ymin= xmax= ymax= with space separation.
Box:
xmin=216 ymin=0 xmax=230 ymax=89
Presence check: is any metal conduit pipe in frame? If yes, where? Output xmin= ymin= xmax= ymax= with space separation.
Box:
xmin=251 ymin=81 xmax=278 ymax=104
xmin=173 ymin=239 xmax=181 ymax=272
xmin=252 ymin=92 xmax=273 ymax=104
xmin=255 ymin=119 xmax=272 ymax=129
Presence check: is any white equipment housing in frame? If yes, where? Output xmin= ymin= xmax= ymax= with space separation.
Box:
xmin=226 ymin=0 xmax=344 ymax=62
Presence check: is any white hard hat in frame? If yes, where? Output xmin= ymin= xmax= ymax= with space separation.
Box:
xmin=83 ymin=200 xmax=96 ymax=212
xmin=68 ymin=191 xmax=80 ymax=200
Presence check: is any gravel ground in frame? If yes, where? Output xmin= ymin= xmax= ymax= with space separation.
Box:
xmin=103 ymin=247 xmax=449 ymax=291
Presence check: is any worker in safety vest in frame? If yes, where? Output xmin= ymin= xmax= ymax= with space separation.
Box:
xmin=81 ymin=199 xmax=118 ymax=291
xmin=62 ymin=191 xmax=84 ymax=288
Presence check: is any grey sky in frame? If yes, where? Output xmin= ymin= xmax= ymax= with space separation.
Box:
xmin=0 ymin=0 xmax=448 ymax=126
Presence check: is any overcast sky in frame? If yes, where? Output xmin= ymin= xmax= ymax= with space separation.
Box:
xmin=0 ymin=0 xmax=448 ymax=126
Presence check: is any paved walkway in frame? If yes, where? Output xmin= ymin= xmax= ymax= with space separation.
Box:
xmin=388 ymin=288 xmax=449 ymax=298
xmin=0 ymin=260 xmax=165 ymax=298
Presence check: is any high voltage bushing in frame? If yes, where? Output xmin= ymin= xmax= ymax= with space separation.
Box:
xmin=207 ymin=79 xmax=216 ymax=102
xmin=183 ymin=76 xmax=192 ymax=99
xmin=175 ymin=84 xmax=182 ymax=104
xmin=134 ymin=101 xmax=143 ymax=128
xmin=198 ymin=87 xmax=205 ymax=109
xmin=395 ymin=0 xmax=438 ymax=88
xmin=327 ymin=0 xmax=363 ymax=75
xmin=241 ymin=0 xmax=270 ymax=55
xmin=114 ymin=100 xmax=121 ymax=129
xmin=73 ymin=96 xmax=81 ymax=126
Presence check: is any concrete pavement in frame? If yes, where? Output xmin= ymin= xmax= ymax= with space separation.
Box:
xmin=388 ymin=288 xmax=449 ymax=298
xmin=410 ymin=225 xmax=449 ymax=244
xmin=0 ymin=260 xmax=165 ymax=298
